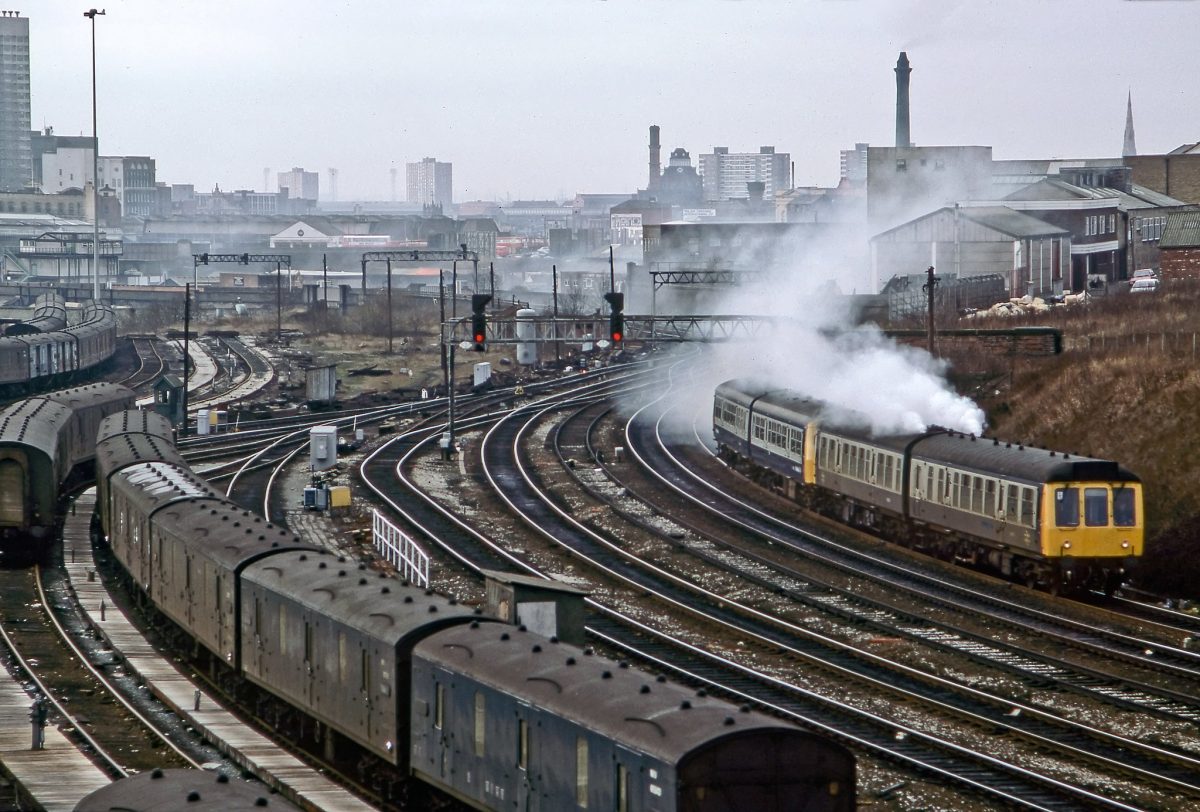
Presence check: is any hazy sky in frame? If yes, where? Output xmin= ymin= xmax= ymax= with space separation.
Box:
xmin=29 ymin=0 xmax=1200 ymax=202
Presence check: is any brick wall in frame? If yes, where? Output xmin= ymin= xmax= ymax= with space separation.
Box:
xmin=1126 ymin=155 xmax=1200 ymax=205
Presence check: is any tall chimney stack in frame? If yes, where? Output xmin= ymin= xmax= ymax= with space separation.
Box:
xmin=895 ymin=52 xmax=912 ymax=149
xmin=648 ymin=125 xmax=661 ymax=189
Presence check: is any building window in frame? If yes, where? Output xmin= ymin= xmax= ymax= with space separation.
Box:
xmin=896 ymin=159 xmax=907 ymax=171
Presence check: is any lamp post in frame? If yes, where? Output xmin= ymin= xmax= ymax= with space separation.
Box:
xmin=84 ymin=8 xmax=105 ymax=302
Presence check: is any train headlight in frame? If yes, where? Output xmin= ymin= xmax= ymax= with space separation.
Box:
xmin=1062 ymin=541 xmax=1072 ymax=550
xmin=1121 ymin=541 xmax=1131 ymax=549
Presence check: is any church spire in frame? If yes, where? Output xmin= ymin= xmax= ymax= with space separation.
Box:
xmin=1123 ymin=90 xmax=1137 ymax=157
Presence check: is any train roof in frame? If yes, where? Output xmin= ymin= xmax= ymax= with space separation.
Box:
xmin=418 ymin=622 xmax=811 ymax=764
xmin=97 ymin=409 xmax=175 ymax=444
xmin=0 ymin=397 xmax=72 ymax=449
xmin=74 ymin=767 xmax=299 ymax=811
xmin=716 ymin=378 xmax=869 ymax=431
xmin=96 ymin=414 xmax=183 ymax=479
xmin=111 ymin=462 xmax=219 ymax=516
xmin=43 ymin=382 xmax=134 ymax=412
xmin=241 ymin=549 xmax=480 ymax=644
xmin=151 ymin=500 xmax=314 ymax=571
xmin=910 ymin=431 xmax=1140 ymax=483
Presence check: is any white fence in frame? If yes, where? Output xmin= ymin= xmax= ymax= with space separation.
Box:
xmin=372 ymin=509 xmax=429 ymax=588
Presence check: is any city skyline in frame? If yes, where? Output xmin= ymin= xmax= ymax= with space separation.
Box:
xmin=27 ymin=0 xmax=1200 ymax=202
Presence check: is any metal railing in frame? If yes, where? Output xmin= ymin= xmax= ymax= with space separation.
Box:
xmin=372 ymin=509 xmax=430 ymax=587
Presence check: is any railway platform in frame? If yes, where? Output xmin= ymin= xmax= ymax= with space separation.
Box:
xmin=43 ymin=490 xmax=378 ymax=812
xmin=0 ymin=661 xmax=110 ymax=811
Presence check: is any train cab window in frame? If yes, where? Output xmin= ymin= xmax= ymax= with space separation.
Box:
xmin=617 ymin=764 xmax=629 ymax=812
xmin=361 ymin=650 xmax=369 ymax=692
xmin=474 ymin=692 xmax=486 ymax=756
xmin=1114 ymin=488 xmax=1137 ymax=527
xmin=518 ymin=719 xmax=528 ymax=770
xmin=1055 ymin=487 xmax=1080 ymax=527
xmin=303 ymin=622 xmax=314 ymax=665
xmin=1084 ymin=488 xmax=1109 ymax=526
xmin=434 ymin=683 xmax=444 ymax=730
xmin=576 ymin=737 xmax=589 ymax=807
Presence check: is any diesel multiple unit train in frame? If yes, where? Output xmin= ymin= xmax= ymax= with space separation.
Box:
xmin=713 ymin=378 xmax=1143 ymax=593
xmin=0 ymin=299 xmax=117 ymax=394
xmin=0 ymin=381 xmax=133 ymax=550
xmin=94 ymin=409 xmax=856 ymax=811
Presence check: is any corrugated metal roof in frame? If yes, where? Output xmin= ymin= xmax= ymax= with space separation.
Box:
xmin=957 ymin=206 xmax=1068 ymax=238
xmin=1161 ymin=211 xmax=1200 ymax=249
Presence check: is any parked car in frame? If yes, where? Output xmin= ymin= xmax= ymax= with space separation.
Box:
xmin=1130 ymin=277 xmax=1160 ymax=294
xmin=1131 ymin=268 xmax=1158 ymax=284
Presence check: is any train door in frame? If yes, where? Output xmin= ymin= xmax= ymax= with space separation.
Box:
xmin=0 ymin=458 xmax=26 ymax=527
xmin=613 ymin=747 xmax=641 ymax=812
xmin=361 ymin=645 xmax=373 ymax=741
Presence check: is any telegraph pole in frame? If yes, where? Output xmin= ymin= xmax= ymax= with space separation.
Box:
xmin=923 ymin=265 xmax=938 ymax=357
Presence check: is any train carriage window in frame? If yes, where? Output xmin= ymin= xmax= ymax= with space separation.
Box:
xmin=972 ymin=476 xmax=984 ymax=513
xmin=617 ymin=764 xmax=629 ymax=812
xmin=518 ymin=718 xmax=528 ymax=770
xmin=1005 ymin=484 xmax=1018 ymax=519
xmin=435 ymin=683 xmax=444 ymax=730
xmin=789 ymin=427 xmax=803 ymax=456
xmin=937 ymin=468 xmax=947 ymax=503
xmin=1021 ymin=487 xmax=1037 ymax=528
xmin=1084 ymin=488 xmax=1109 ymax=526
xmin=214 ymin=573 xmax=221 ymax=611
xmin=986 ymin=480 xmax=997 ymax=515
xmin=254 ymin=597 xmax=261 ymax=635
xmin=279 ymin=606 xmax=287 ymax=655
xmin=1114 ymin=488 xmax=1136 ymax=527
xmin=576 ymin=737 xmax=589 ymax=807
xmin=338 ymin=633 xmax=347 ymax=683
xmin=1055 ymin=487 xmax=1080 ymax=527
xmin=474 ymin=692 xmax=486 ymax=756
xmin=361 ymin=650 xmax=369 ymax=692
xmin=752 ymin=416 xmax=765 ymax=442
xmin=304 ymin=622 xmax=314 ymax=665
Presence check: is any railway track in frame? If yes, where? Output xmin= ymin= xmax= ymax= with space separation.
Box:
xmin=496 ymin=386 xmax=1197 ymax=809
xmin=354 ymin=354 xmax=1193 ymax=809
xmin=0 ymin=547 xmax=222 ymax=781
xmin=112 ymin=335 xmax=167 ymax=392
xmin=627 ymin=390 xmax=1200 ymax=693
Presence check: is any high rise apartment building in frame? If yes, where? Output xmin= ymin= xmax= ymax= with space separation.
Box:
xmin=0 ymin=11 xmax=32 ymax=192
xmin=277 ymin=167 xmax=319 ymax=201
xmin=406 ymin=157 xmax=452 ymax=208
xmin=698 ymin=146 xmax=789 ymax=202
xmin=840 ymin=143 xmax=869 ymax=182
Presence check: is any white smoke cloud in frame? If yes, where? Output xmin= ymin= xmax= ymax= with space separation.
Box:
xmin=643 ymin=230 xmax=986 ymax=438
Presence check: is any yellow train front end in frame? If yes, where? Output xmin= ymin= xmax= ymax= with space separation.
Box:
xmin=1039 ymin=480 xmax=1144 ymax=592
